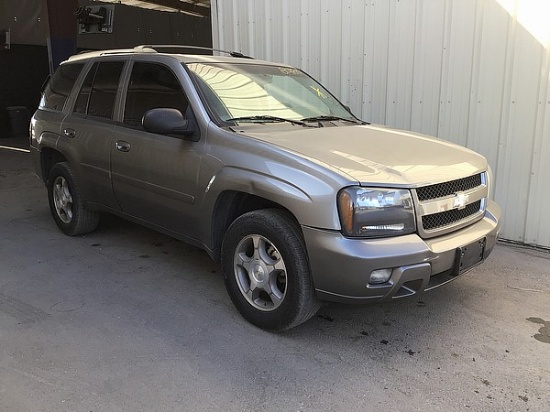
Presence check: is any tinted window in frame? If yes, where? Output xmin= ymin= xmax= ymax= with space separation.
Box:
xmin=40 ymin=63 xmax=84 ymax=111
xmin=74 ymin=62 xmax=97 ymax=114
xmin=74 ymin=61 xmax=124 ymax=119
xmin=124 ymin=62 xmax=188 ymax=128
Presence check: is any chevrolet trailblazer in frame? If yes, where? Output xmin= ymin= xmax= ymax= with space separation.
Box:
xmin=30 ymin=46 xmax=501 ymax=330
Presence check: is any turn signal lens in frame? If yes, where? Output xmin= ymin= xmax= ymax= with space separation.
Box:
xmin=338 ymin=190 xmax=354 ymax=234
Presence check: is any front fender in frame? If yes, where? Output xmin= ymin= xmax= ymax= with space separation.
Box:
xmin=202 ymin=165 xmax=342 ymax=230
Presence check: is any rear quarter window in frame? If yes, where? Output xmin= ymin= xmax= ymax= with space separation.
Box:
xmin=39 ymin=63 xmax=85 ymax=111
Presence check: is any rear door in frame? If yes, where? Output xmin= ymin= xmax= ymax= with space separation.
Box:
xmin=110 ymin=60 xmax=205 ymax=237
xmin=59 ymin=60 xmax=125 ymax=211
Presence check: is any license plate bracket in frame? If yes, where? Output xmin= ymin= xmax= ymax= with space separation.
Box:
xmin=452 ymin=238 xmax=486 ymax=276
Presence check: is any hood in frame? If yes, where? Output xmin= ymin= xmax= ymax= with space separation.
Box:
xmin=232 ymin=124 xmax=487 ymax=187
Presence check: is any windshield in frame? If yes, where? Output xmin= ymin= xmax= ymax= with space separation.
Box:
xmin=186 ymin=62 xmax=356 ymax=124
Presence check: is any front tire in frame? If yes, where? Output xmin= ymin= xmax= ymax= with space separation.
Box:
xmin=221 ymin=209 xmax=320 ymax=331
xmin=47 ymin=162 xmax=99 ymax=236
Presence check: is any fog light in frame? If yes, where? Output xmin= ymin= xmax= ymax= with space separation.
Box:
xmin=369 ymin=268 xmax=392 ymax=284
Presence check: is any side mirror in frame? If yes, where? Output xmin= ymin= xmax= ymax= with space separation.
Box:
xmin=142 ymin=108 xmax=197 ymax=139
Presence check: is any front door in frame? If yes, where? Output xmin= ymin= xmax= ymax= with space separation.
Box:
xmin=110 ymin=61 xmax=204 ymax=237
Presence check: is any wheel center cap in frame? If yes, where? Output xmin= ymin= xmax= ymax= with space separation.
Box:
xmin=252 ymin=264 xmax=266 ymax=283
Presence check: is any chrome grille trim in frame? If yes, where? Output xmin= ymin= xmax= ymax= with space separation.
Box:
xmin=422 ymin=200 xmax=482 ymax=231
xmin=413 ymin=172 xmax=487 ymax=239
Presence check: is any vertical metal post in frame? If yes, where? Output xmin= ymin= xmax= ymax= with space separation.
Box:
xmin=45 ymin=0 xmax=78 ymax=71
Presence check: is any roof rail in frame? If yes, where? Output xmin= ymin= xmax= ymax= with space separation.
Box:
xmin=134 ymin=45 xmax=253 ymax=58
xmin=67 ymin=45 xmax=253 ymax=62
xmin=69 ymin=47 xmax=157 ymax=60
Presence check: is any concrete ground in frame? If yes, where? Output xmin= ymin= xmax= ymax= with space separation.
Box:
xmin=1 ymin=136 xmax=549 ymax=411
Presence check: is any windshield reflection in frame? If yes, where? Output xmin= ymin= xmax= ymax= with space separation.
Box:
xmin=187 ymin=62 xmax=355 ymax=123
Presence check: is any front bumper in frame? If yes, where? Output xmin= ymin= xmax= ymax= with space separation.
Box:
xmin=303 ymin=200 xmax=502 ymax=303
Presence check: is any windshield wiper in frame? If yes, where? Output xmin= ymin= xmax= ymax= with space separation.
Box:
xmin=301 ymin=115 xmax=362 ymax=124
xmin=226 ymin=115 xmax=310 ymax=127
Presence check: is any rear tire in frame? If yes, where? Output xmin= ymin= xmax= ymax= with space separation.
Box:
xmin=221 ymin=209 xmax=320 ymax=331
xmin=47 ymin=162 xmax=99 ymax=236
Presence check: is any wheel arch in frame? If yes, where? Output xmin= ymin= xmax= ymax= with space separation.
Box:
xmin=210 ymin=190 xmax=300 ymax=262
xmin=40 ymin=147 xmax=68 ymax=184
xmin=204 ymin=166 xmax=341 ymax=261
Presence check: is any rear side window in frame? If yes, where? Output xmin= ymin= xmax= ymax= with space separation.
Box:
xmin=74 ymin=62 xmax=96 ymax=115
xmin=123 ymin=62 xmax=188 ymax=128
xmin=73 ymin=61 xmax=124 ymax=119
xmin=40 ymin=63 xmax=84 ymax=111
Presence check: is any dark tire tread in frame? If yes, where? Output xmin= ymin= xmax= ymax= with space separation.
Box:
xmin=47 ymin=162 xmax=99 ymax=236
xmin=221 ymin=209 xmax=320 ymax=331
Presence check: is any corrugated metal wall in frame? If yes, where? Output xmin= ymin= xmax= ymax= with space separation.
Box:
xmin=212 ymin=0 xmax=550 ymax=248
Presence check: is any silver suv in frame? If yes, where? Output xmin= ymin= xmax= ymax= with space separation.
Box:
xmin=30 ymin=46 xmax=501 ymax=331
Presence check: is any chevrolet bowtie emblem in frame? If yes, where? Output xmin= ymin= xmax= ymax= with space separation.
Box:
xmin=453 ymin=193 xmax=468 ymax=209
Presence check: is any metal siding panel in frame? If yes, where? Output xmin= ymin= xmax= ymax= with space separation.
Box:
xmin=386 ymin=0 xmax=417 ymax=130
xmin=244 ymin=0 xmax=254 ymax=57
xmin=410 ymin=0 xmax=447 ymax=136
xmin=265 ymin=2 xmax=279 ymax=62
xmin=438 ymin=0 xmax=477 ymax=147
xmin=507 ymin=50 xmax=546 ymax=244
xmin=495 ymin=17 xmax=543 ymax=244
xmin=276 ymin=0 xmax=299 ymax=65
xmin=347 ymin=1 xmax=366 ymax=115
xmin=299 ymin=0 xmax=309 ymax=71
xmin=255 ymin=1 xmax=267 ymax=59
xmin=339 ymin=0 xmax=353 ymax=108
xmin=260 ymin=1 xmax=269 ymax=59
xmin=306 ymin=0 xmax=322 ymax=79
xmin=524 ymin=55 xmax=550 ymax=246
xmin=467 ymin=0 xmax=508 ymax=172
xmin=368 ymin=0 xmax=391 ymax=124
xmin=280 ymin=0 xmax=290 ymax=63
xmin=322 ymin=0 xmax=342 ymax=100
xmin=288 ymin=0 xmax=302 ymax=65
xmin=360 ymin=0 xmax=376 ymax=122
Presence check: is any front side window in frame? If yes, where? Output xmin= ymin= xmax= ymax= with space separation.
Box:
xmin=73 ymin=61 xmax=124 ymax=119
xmin=123 ymin=62 xmax=188 ymax=129
xmin=186 ymin=62 xmax=354 ymax=123
xmin=40 ymin=63 xmax=84 ymax=111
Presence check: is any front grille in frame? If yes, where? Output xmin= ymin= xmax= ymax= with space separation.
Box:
xmin=422 ymin=200 xmax=482 ymax=231
xmin=416 ymin=174 xmax=483 ymax=201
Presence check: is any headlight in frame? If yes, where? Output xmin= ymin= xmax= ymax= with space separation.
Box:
xmin=338 ymin=187 xmax=416 ymax=238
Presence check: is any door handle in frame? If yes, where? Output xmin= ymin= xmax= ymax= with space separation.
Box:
xmin=115 ymin=140 xmax=131 ymax=152
xmin=63 ymin=128 xmax=76 ymax=138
